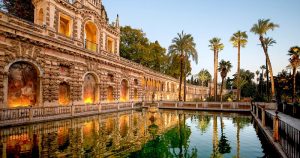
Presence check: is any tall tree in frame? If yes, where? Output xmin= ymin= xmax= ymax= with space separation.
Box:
xmin=2 ymin=0 xmax=34 ymax=22
xmin=218 ymin=60 xmax=232 ymax=102
xmin=288 ymin=46 xmax=300 ymax=102
xmin=197 ymin=69 xmax=212 ymax=86
xmin=169 ymin=31 xmax=198 ymax=101
xmin=250 ymin=19 xmax=279 ymax=98
xmin=209 ymin=37 xmax=224 ymax=101
xmin=230 ymin=31 xmax=248 ymax=101
xmin=120 ymin=26 xmax=168 ymax=73
xmin=262 ymin=37 xmax=276 ymax=101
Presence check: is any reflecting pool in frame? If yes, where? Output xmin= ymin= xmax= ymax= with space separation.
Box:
xmin=0 ymin=109 xmax=278 ymax=158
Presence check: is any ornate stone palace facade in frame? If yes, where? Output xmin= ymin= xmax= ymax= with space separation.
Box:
xmin=0 ymin=0 xmax=208 ymax=109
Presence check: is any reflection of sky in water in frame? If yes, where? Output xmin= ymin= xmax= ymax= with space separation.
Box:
xmin=187 ymin=116 xmax=265 ymax=158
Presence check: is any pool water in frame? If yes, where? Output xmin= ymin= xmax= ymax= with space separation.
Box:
xmin=0 ymin=109 xmax=278 ymax=158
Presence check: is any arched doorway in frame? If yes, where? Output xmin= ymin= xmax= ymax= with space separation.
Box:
xmin=120 ymin=79 xmax=129 ymax=102
xmin=84 ymin=21 xmax=98 ymax=52
xmin=107 ymin=86 xmax=114 ymax=102
xmin=83 ymin=74 xmax=97 ymax=104
xmin=7 ymin=61 xmax=39 ymax=108
xmin=59 ymin=82 xmax=70 ymax=106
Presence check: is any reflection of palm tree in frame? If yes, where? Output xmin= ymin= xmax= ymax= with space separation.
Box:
xmin=210 ymin=115 xmax=222 ymax=158
xmin=233 ymin=116 xmax=251 ymax=158
xmin=198 ymin=115 xmax=211 ymax=134
xmin=218 ymin=114 xmax=231 ymax=154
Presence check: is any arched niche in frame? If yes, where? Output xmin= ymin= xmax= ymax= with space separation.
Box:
xmin=7 ymin=61 xmax=40 ymax=108
xmin=134 ymin=88 xmax=138 ymax=101
xmin=83 ymin=73 xmax=98 ymax=104
xmin=120 ymin=79 xmax=129 ymax=102
xmin=59 ymin=82 xmax=70 ymax=106
xmin=84 ymin=21 xmax=98 ymax=52
xmin=107 ymin=86 xmax=114 ymax=102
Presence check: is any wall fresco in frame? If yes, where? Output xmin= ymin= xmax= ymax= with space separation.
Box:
xmin=8 ymin=62 xmax=38 ymax=108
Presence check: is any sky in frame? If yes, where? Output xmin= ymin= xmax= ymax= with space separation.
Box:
xmin=103 ymin=0 xmax=300 ymax=80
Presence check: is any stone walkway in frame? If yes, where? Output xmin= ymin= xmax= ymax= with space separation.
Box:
xmin=266 ymin=110 xmax=300 ymax=131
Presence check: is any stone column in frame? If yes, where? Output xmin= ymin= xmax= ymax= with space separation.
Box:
xmin=261 ymin=107 xmax=265 ymax=127
xmin=273 ymin=112 xmax=279 ymax=142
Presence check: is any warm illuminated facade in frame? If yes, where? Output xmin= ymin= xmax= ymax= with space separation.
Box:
xmin=0 ymin=0 xmax=208 ymax=109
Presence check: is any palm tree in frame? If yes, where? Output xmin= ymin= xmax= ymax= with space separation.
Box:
xmin=250 ymin=19 xmax=279 ymax=98
xmin=262 ymin=37 xmax=276 ymax=101
xmin=255 ymin=70 xmax=260 ymax=84
xmin=218 ymin=60 xmax=232 ymax=102
xmin=198 ymin=69 xmax=212 ymax=86
xmin=169 ymin=31 xmax=198 ymax=101
xmin=288 ymin=46 xmax=300 ymax=102
xmin=230 ymin=31 xmax=248 ymax=101
xmin=209 ymin=37 xmax=224 ymax=101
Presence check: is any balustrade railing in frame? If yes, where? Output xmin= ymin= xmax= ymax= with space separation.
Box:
xmin=157 ymin=101 xmax=252 ymax=111
xmin=84 ymin=39 xmax=98 ymax=52
xmin=252 ymin=102 xmax=299 ymax=158
xmin=0 ymin=101 xmax=141 ymax=126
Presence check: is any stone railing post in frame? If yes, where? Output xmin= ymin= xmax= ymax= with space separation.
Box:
xmin=196 ymin=103 xmax=198 ymax=108
xmin=262 ymin=107 xmax=265 ymax=127
xmin=117 ymin=102 xmax=120 ymax=110
xmin=131 ymin=101 xmax=134 ymax=109
xmin=71 ymin=105 xmax=75 ymax=116
xmin=29 ymin=106 xmax=33 ymax=121
xmin=273 ymin=111 xmax=279 ymax=142
xmin=175 ymin=102 xmax=178 ymax=108
xmin=204 ymin=102 xmax=208 ymax=108
xmin=256 ymin=104 xmax=259 ymax=118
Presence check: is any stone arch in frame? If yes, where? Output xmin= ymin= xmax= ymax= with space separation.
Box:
xmin=84 ymin=21 xmax=99 ymax=52
xmin=4 ymin=60 xmax=42 ymax=108
xmin=59 ymin=82 xmax=70 ymax=106
xmin=120 ymin=79 xmax=129 ymax=102
xmin=83 ymin=73 xmax=99 ymax=104
xmin=81 ymin=17 xmax=101 ymax=43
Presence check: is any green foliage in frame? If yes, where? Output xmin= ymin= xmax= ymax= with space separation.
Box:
xmin=209 ymin=37 xmax=224 ymax=52
xmin=230 ymin=31 xmax=248 ymax=48
xmin=120 ymin=26 xmax=167 ymax=73
xmin=250 ymin=19 xmax=279 ymax=36
xmin=120 ymin=26 xmax=195 ymax=79
xmin=2 ymin=0 xmax=34 ymax=22
xmin=197 ymin=69 xmax=212 ymax=86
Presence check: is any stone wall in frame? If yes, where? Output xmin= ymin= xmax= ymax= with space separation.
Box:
xmin=0 ymin=1 xmax=209 ymax=108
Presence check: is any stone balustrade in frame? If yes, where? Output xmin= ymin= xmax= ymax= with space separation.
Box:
xmin=0 ymin=101 xmax=141 ymax=127
xmin=144 ymin=101 xmax=252 ymax=112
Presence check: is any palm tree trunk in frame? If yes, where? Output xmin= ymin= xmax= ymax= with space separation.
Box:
xmin=184 ymin=60 xmax=187 ymax=101
xmin=220 ymin=78 xmax=224 ymax=102
xmin=237 ymin=43 xmax=241 ymax=101
xmin=214 ymin=50 xmax=218 ymax=101
xmin=293 ymin=67 xmax=296 ymax=102
xmin=259 ymin=36 xmax=275 ymax=98
xmin=179 ymin=54 xmax=183 ymax=101
xmin=237 ymin=118 xmax=240 ymax=158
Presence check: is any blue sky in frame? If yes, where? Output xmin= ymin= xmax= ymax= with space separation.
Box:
xmin=103 ymin=0 xmax=300 ymax=79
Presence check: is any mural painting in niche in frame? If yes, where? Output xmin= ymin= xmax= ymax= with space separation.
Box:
xmin=59 ymin=82 xmax=70 ymax=105
xmin=83 ymin=74 xmax=96 ymax=104
xmin=8 ymin=62 xmax=38 ymax=108
xmin=120 ymin=79 xmax=128 ymax=102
